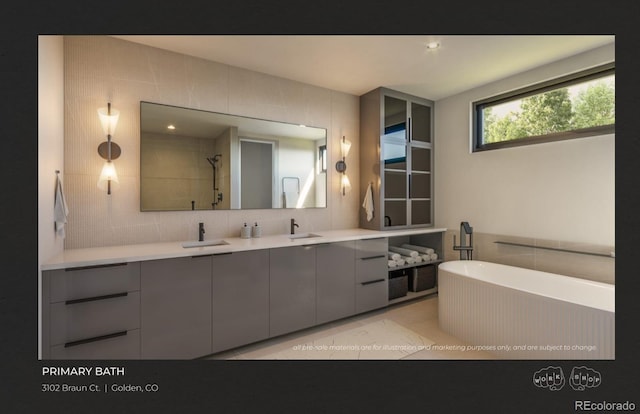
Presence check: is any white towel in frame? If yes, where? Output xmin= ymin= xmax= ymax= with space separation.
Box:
xmin=362 ymin=182 xmax=374 ymax=222
xmin=284 ymin=191 xmax=298 ymax=208
xmin=388 ymin=252 xmax=401 ymax=261
xmin=420 ymin=254 xmax=431 ymax=262
xmin=403 ymin=255 xmax=416 ymax=265
xmin=389 ymin=246 xmax=419 ymax=258
xmin=413 ymin=255 xmax=423 ymax=263
xmin=401 ymin=244 xmax=435 ymax=255
xmin=388 ymin=260 xmax=398 ymax=268
xmin=430 ymin=253 xmax=438 ymax=261
xmin=394 ymin=258 xmax=405 ymax=266
xmin=54 ymin=173 xmax=69 ymax=238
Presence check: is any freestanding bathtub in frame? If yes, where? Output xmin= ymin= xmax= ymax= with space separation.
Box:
xmin=438 ymin=260 xmax=614 ymax=359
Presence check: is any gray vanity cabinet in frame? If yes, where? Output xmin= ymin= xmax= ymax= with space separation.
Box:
xmin=211 ymin=250 xmax=270 ymax=353
xmin=316 ymin=241 xmax=356 ymax=324
xmin=140 ymin=255 xmax=212 ymax=359
xmin=355 ymin=238 xmax=389 ymax=313
xmin=269 ymin=245 xmax=317 ymax=337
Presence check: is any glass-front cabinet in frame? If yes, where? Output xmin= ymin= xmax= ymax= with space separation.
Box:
xmin=360 ymin=88 xmax=434 ymax=230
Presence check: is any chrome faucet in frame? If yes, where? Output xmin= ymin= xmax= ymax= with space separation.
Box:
xmin=290 ymin=218 xmax=299 ymax=235
xmin=453 ymin=221 xmax=473 ymax=260
xmin=198 ymin=222 xmax=205 ymax=241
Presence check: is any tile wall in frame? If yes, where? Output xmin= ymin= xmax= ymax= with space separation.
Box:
xmin=63 ymin=36 xmax=360 ymax=249
xmin=442 ymin=230 xmax=615 ymax=284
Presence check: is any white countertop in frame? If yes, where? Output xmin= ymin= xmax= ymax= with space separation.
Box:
xmin=42 ymin=227 xmax=447 ymax=271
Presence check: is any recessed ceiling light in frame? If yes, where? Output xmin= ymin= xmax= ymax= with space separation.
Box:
xmin=167 ymin=124 xmax=176 ymax=130
xmin=425 ymin=41 xmax=440 ymax=50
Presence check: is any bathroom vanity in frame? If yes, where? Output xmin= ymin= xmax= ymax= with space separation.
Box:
xmin=41 ymin=227 xmax=445 ymax=359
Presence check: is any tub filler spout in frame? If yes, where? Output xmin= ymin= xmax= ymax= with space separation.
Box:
xmin=453 ymin=221 xmax=473 ymax=260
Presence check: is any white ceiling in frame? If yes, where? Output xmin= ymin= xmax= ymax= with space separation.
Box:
xmin=113 ymin=35 xmax=614 ymax=101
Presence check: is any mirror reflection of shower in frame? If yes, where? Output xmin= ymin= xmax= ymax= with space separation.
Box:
xmin=206 ymin=154 xmax=223 ymax=209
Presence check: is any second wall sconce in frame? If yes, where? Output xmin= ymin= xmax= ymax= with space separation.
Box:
xmin=97 ymin=102 xmax=121 ymax=195
xmin=335 ymin=135 xmax=352 ymax=196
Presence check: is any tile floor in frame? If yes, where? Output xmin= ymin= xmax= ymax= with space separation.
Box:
xmin=205 ymin=295 xmax=494 ymax=360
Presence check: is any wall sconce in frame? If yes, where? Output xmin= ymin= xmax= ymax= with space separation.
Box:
xmin=97 ymin=102 xmax=121 ymax=195
xmin=335 ymin=135 xmax=352 ymax=196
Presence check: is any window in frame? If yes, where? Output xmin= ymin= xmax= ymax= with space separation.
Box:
xmin=472 ymin=63 xmax=614 ymax=151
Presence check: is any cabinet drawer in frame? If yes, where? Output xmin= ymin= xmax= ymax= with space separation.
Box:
xmin=356 ymin=238 xmax=388 ymax=259
xmin=356 ymin=278 xmax=388 ymax=313
xmin=48 ymin=262 xmax=140 ymax=303
xmin=356 ymin=256 xmax=388 ymax=283
xmin=49 ymin=291 xmax=140 ymax=346
xmin=50 ymin=329 xmax=140 ymax=360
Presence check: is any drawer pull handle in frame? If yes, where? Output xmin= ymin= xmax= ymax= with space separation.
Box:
xmin=192 ymin=252 xmax=232 ymax=258
xmin=65 ymin=262 xmax=128 ymax=272
xmin=65 ymin=292 xmax=128 ymax=305
xmin=361 ymin=278 xmax=386 ymax=286
xmin=64 ymin=331 xmax=128 ymax=348
xmin=360 ymin=255 xmax=386 ymax=261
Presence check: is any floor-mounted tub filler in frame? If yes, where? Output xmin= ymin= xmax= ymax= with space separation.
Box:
xmin=438 ymin=260 xmax=614 ymax=359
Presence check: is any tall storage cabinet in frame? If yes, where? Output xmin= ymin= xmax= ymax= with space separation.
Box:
xmin=360 ymin=87 xmax=434 ymax=230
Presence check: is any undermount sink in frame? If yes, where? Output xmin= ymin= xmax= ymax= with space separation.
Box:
xmin=182 ymin=239 xmax=229 ymax=248
xmin=288 ymin=232 xmax=322 ymax=240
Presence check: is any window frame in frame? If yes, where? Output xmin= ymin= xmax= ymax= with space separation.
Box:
xmin=472 ymin=62 xmax=615 ymax=152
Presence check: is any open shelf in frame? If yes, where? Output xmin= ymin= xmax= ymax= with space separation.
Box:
xmin=388 ymin=259 xmax=442 ymax=272
xmin=386 ymin=233 xmax=443 ymax=306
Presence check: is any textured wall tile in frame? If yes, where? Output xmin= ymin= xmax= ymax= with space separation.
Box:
xmin=442 ymin=230 xmax=614 ymax=283
xmin=62 ymin=35 xmax=358 ymax=248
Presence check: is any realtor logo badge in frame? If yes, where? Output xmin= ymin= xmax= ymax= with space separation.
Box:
xmin=569 ymin=366 xmax=602 ymax=391
xmin=532 ymin=366 xmax=566 ymax=391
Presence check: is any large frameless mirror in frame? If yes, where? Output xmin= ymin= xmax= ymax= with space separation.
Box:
xmin=140 ymin=102 xmax=327 ymax=211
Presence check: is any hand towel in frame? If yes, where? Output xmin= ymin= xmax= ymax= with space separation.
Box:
xmin=394 ymin=258 xmax=405 ymax=266
xmin=430 ymin=253 xmax=438 ymax=261
xmin=388 ymin=252 xmax=401 ymax=261
xmin=388 ymin=260 xmax=398 ymax=268
xmin=400 ymin=244 xmax=435 ymax=255
xmin=284 ymin=191 xmax=298 ymax=208
xmin=362 ymin=182 xmax=374 ymax=222
xmin=420 ymin=254 xmax=431 ymax=262
xmin=413 ymin=255 xmax=423 ymax=263
xmin=54 ymin=173 xmax=69 ymax=238
xmin=389 ymin=246 xmax=419 ymax=258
